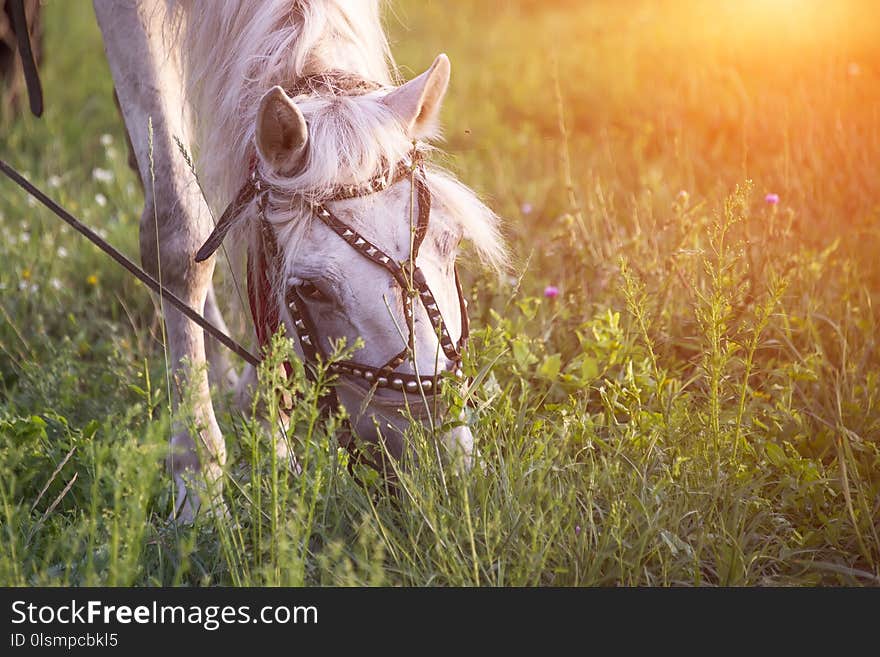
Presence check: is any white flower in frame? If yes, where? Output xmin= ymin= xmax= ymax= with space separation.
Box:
xmin=48 ymin=175 xmax=62 ymax=188
xmin=57 ymin=246 xmax=68 ymax=258
xmin=51 ymin=278 xmax=62 ymax=290
xmin=92 ymin=168 xmax=114 ymax=184
xmin=20 ymin=232 xmax=30 ymax=243
xmin=100 ymin=133 xmax=114 ymax=147
xmin=95 ymin=193 xmax=108 ymax=207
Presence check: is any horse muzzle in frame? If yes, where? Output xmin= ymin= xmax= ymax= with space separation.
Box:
xmin=335 ymin=378 xmax=475 ymax=470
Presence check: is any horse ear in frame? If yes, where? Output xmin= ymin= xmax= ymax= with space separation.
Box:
xmin=383 ymin=53 xmax=450 ymax=139
xmin=255 ymin=86 xmax=308 ymax=174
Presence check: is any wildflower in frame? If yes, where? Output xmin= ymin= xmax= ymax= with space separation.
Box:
xmin=86 ymin=274 xmax=98 ymax=286
xmin=20 ymin=232 xmax=30 ymax=243
xmin=21 ymin=268 xmax=31 ymax=281
xmin=543 ymin=285 xmax=559 ymax=299
xmin=51 ymin=277 xmax=62 ymax=290
xmin=765 ymin=193 xmax=780 ymax=205
xmin=92 ymin=167 xmax=114 ymax=184
xmin=521 ymin=202 xmax=533 ymax=215
xmin=575 ymin=525 xmax=582 ymax=537
xmin=100 ymin=133 xmax=114 ymax=147
xmin=56 ymin=246 xmax=68 ymax=258
xmin=48 ymin=175 xmax=62 ymax=188
xmin=94 ymin=193 xmax=108 ymax=207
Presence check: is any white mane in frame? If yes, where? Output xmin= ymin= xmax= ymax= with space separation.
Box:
xmin=259 ymin=90 xmax=506 ymax=272
xmin=170 ymin=0 xmax=394 ymax=207
xmin=260 ymin=89 xmax=413 ymax=203
xmin=170 ymin=0 xmax=506 ymax=272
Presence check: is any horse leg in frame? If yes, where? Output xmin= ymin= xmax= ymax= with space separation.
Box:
xmin=204 ymin=284 xmax=238 ymax=391
xmin=115 ymin=87 xmax=238 ymax=395
xmin=113 ymin=88 xmax=143 ymax=189
xmin=94 ymin=0 xmax=225 ymax=522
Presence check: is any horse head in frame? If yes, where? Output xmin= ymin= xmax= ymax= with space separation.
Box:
xmin=208 ymin=54 xmax=505 ymax=474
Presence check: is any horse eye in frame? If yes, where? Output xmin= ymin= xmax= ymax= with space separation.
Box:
xmin=299 ymin=281 xmax=329 ymax=302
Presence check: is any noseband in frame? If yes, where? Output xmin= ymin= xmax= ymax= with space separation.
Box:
xmin=198 ymin=146 xmax=469 ymax=398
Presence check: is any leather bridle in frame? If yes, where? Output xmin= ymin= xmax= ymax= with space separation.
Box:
xmin=285 ymin=162 xmax=469 ymax=393
xmin=197 ymin=146 xmax=469 ymax=400
xmin=266 ymin=150 xmax=468 ymax=395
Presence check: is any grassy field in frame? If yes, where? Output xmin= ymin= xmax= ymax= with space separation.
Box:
xmin=1 ymin=0 xmax=879 ymax=586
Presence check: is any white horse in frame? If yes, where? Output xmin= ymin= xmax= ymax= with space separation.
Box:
xmin=93 ymin=0 xmax=505 ymax=520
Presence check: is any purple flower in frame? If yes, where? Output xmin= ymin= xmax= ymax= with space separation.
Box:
xmin=520 ymin=202 xmax=533 ymax=215
xmin=575 ymin=525 xmax=582 ymax=536
xmin=765 ymin=193 xmax=780 ymax=205
xmin=543 ymin=285 xmax=559 ymax=299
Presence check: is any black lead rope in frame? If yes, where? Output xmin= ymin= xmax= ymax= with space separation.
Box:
xmin=0 ymin=158 xmax=261 ymax=367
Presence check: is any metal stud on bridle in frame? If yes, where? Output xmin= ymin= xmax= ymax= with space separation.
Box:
xmin=271 ymin=148 xmax=469 ymax=395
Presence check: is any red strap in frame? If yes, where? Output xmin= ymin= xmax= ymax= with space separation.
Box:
xmin=246 ymin=240 xmax=277 ymax=351
xmin=245 ymin=153 xmax=278 ymax=352
xmin=246 ymin=210 xmax=293 ymax=379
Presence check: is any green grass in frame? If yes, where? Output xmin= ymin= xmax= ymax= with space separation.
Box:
xmin=1 ymin=0 xmax=878 ymax=586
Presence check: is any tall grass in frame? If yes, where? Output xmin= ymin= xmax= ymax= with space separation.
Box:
xmin=0 ymin=0 xmax=878 ymax=585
